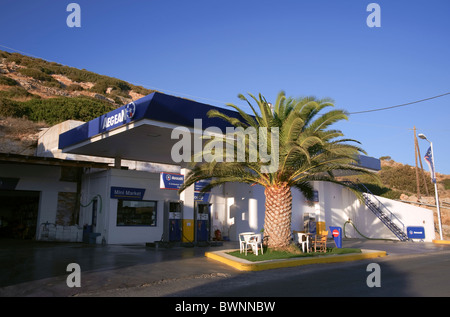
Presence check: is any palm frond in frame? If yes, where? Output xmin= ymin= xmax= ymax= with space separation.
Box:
xmin=178 ymin=91 xmax=375 ymax=203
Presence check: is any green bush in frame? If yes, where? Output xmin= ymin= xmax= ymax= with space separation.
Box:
xmin=0 ymin=97 xmax=26 ymax=117
xmin=89 ymin=78 xmax=131 ymax=97
xmin=442 ymin=179 xmax=450 ymax=190
xmin=17 ymin=67 xmax=62 ymax=88
xmin=17 ymin=67 xmax=56 ymax=83
xmin=359 ymin=182 xmax=402 ymax=200
xmin=0 ymin=95 xmax=116 ymax=125
xmin=20 ymin=96 xmax=116 ymax=125
xmin=380 ymin=164 xmax=435 ymax=196
xmin=0 ymin=86 xmax=35 ymax=99
xmin=0 ymin=75 xmax=19 ymax=86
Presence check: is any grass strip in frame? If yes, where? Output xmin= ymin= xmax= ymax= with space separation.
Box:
xmin=227 ymin=247 xmax=362 ymax=262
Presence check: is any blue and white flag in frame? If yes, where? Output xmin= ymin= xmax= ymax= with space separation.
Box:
xmin=424 ymin=146 xmax=436 ymax=183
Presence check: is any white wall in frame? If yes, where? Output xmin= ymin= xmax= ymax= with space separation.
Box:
xmin=214 ymin=181 xmax=436 ymax=243
xmin=82 ymin=169 xmax=181 ymax=244
xmin=219 ymin=182 xmax=317 ymax=241
xmin=318 ymin=182 xmax=435 ymax=242
xmin=78 ymin=168 xmax=436 ymax=244
xmin=0 ymin=163 xmax=78 ymax=239
xmin=220 ymin=183 xmax=265 ymax=241
xmin=342 ymin=191 xmax=435 ymax=242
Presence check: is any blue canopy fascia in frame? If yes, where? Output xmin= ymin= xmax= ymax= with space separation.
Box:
xmin=59 ymin=92 xmax=239 ymax=150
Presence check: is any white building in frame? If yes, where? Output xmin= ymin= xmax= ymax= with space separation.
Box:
xmin=0 ymin=92 xmax=435 ymax=244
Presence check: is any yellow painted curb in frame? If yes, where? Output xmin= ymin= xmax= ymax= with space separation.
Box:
xmin=433 ymin=240 xmax=450 ymax=245
xmin=205 ymin=249 xmax=387 ymax=271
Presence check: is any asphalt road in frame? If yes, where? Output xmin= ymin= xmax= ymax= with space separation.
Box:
xmin=1 ymin=239 xmax=450 ymax=298
xmin=72 ymin=250 xmax=450 ymax=297
xmin=170 ymin=252 xmax=450 ymax=297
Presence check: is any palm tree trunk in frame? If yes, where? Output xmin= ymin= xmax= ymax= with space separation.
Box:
xmin=264 ymin=183 xmax=293 ymax=249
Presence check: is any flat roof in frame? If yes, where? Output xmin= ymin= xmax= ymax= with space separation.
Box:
xmin=0 ymin=152 xmax=110 ymax=168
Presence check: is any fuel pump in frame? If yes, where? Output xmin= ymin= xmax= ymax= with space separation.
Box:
xmin=303 ymin=212 xmax=316 ymax=234
xmin=164 ymin=200 xmax=183 ymax=242
xmin=195 ymin=202 xmax=211 ymax=242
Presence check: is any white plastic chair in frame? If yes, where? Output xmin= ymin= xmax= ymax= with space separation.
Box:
xmin=247 ymin=233 xmax=264 ymax=256
xmin=239 ymin=232 xmax=255 ymax=254
xmin=296 ymin=232 xmax=310 ymax=253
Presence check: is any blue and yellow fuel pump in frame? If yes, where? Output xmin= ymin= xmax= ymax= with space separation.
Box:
xmin=195 ymin=202 xmax=211 ymax=242
xmin=164 ymin=200 xmax=183 ymax=242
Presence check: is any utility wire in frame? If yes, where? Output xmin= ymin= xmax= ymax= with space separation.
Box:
xmin=2 ymin=44 xmax=449 ymax=115
xmin=349 ymin=92 xmax=450 ymax=115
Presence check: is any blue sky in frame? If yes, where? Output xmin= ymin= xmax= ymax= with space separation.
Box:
xmin=1 ymin=0 xmax=450 ymax=174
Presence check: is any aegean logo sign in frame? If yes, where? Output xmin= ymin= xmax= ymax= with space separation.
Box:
xmin=101 ymin=102 xmax=136 ymax=130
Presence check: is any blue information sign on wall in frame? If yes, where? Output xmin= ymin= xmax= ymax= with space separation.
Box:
xmin=160 ymin=172 xmax=184 ymax=190
xmin=194 ymin=179 xmax=210 ymax=192
xmin=194 ymin=192 xmax=210 ymax=202
xmin=194 ymin=179 xmax=211 ymax=202
xmin=407 ymin=226 xmax=425 ymax=240
xmin=110 ymin=186 xmax=145 ymax=200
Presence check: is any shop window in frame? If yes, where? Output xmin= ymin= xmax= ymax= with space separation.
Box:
xmin=117 ymin=200 xmax=157 ymax=226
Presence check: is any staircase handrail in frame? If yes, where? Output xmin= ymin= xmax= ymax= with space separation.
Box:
xmin=356 ymin=183 xmax=406 ymax=233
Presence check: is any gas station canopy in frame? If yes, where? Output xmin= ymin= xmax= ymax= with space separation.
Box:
xmin=59 ymin=92 xmax=380 ymax=171
xmin=59 ymin=92 xmax=238 ymax=165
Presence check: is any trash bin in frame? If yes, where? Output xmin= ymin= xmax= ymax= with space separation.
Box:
xmin=83 ymin=225 xmax=101 ymax=244
xmin=329 ymin=226 xmax=342 ymax=248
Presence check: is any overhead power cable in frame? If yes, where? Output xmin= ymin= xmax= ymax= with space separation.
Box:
xmin=2 ymin=44 xmax=449 ymax=115
xmin=349 ymin=92 xmax=450 ymax=115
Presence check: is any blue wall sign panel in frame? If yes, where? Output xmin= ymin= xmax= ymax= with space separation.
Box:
xmin=407 ymin=226 xmax=425 ymax=239
xmin=160 ymin=172 xmax=184 ymax=190
xmin=194 ymin=179 xmax=211 ymax=192
xmin=110 ymin=186 xmax=145 ymax=200
xmin=194 ymin=192 xmax=210 ymax=202
xmin=194 ymin=179 xmax=211 ymax=202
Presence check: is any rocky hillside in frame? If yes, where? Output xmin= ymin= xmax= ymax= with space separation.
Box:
xmin=0 ymin=50 xmax=154 ymax=104
xmin=0 ymin=50 xmax=156 ymax=155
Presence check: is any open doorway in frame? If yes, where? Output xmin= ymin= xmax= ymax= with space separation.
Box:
xmin=0 ymin=190 xmax=40 ymax=239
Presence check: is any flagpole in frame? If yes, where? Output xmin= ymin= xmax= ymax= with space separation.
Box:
xmin=418 ymin=134 xmax=444 ymax=240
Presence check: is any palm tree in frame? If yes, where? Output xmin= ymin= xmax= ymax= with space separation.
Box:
xmin=178 ymin=91 xmax=376 ymax=250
